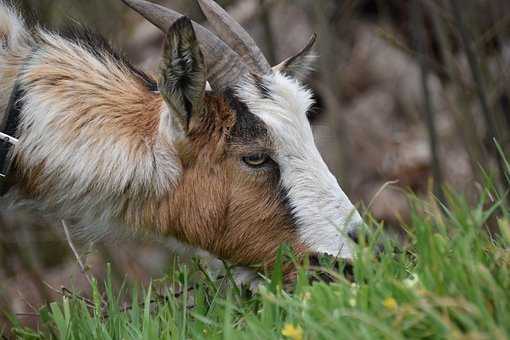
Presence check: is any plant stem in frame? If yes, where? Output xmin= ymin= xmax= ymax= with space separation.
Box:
xmin=412 ymin=0 xmax=446 ymax=204
xmin=449 ymin=0 xmax=508 ymax=193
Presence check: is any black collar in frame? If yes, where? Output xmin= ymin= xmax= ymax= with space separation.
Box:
xmin=0 ymin=82 xmax=23 ymax=195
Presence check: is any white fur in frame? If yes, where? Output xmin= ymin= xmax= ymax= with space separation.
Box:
xmin=235 ymin=73 xmax=363 ymax=258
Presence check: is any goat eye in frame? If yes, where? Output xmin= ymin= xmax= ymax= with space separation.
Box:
xmin=242 ymin=153 xmax=269 ymax=167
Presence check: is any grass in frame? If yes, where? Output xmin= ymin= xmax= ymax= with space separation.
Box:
xmin=4 ymin=188 xmax=510 ymax=340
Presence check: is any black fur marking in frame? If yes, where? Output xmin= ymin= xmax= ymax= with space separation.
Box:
xmin=223 ymin=89 xmax=299 ymax=231
xmin=306 ymin=91 xmax=323 ymax=123
xmin=252 ymin=73 xmax=272 ymax=99
xmin=59 ymin=27 xmax=158 ymax=91
xmin=278 ymin=185 xmax=300 ymax=231
xmin=224 ymin=88 xmax=268 ymax=144
xmin=0 ymin=81 xmax=25 ymax=195
xmin=1 ymin=82 xmax=24 ymax=138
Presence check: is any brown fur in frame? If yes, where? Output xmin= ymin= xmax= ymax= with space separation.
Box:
xmin=3 ymin=18 xmax=307 ymax=271
xmin=121 ymin=95 xmax=307 ymax=268
xmin=23 ymin=33 xmax=161 ymax=142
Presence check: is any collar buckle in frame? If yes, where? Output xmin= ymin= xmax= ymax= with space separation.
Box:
xmin=0 ymin=132 xmax=18 ymax=145
xmin=0 ymin=132 xmax=17 ymax=179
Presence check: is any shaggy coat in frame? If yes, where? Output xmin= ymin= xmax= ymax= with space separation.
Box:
xmin=0 ymin=3 xmax=362 ymax=273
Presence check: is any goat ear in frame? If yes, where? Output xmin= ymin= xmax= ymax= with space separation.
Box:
xmin=273 ymin=33 xmax=317 ymax=81
xmin=159 ymin=17 xmax=206 ymax=133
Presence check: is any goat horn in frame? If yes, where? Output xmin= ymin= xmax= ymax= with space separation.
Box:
xmin=197 ymin=0 xmax=271 ymax=75
xmin=121 ymin=0 xmax=249 ymax=90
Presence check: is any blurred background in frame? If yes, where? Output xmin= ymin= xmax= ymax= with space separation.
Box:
xmin=1 ymin=0 xmax=509 ymax=331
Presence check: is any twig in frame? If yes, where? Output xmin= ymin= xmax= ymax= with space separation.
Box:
xmin=14 ymin=313 xmax=40 ymax=318
xmin=475 ymin=14 xmax=510 ymax=51
xmin=61 ymin=287 xmax=97 ymax=307
xmin=449 ymin=0 xmax=508 ymax=194
xmin=424 ymin=0 xmax=487 ymax=184
xmin=61 ymin=220 xmax=93 ymax=286
xmin=43 ymin=282 xmax=97 ymax=309
xmin=258 ymin=0 xmax=276 ymax=65
xmin=411 ymin=0 xmax=446 ymax=205
xmin=367 ymin=180 xmax=400 ymax=210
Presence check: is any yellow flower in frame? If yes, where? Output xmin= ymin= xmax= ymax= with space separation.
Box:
xmin=383 ymin=297 xmax=398 ymax=311
xmin=282 ymin=323 xmax=303 ymax=340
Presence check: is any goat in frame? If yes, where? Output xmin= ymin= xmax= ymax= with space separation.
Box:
xmin=0 ymin=0 xmax=363 ymax=283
